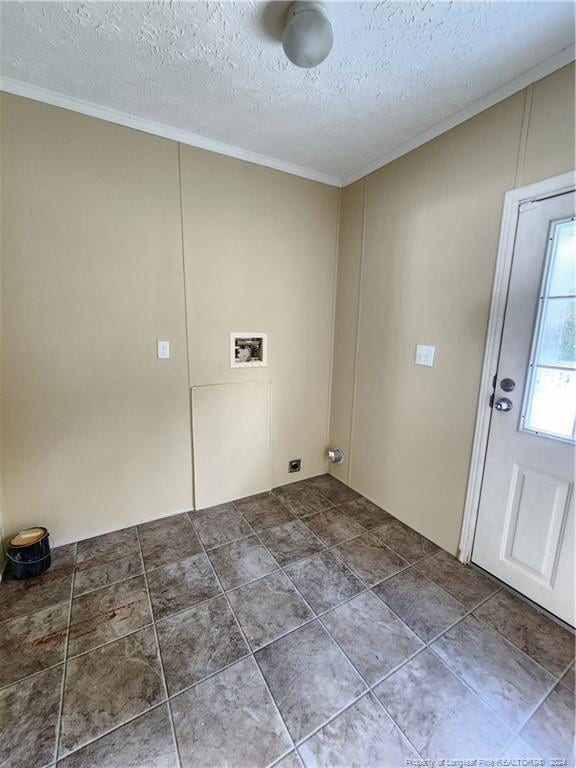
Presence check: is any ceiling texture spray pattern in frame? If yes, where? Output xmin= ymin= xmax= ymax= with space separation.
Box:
xmin=0 ymin=1 xmax=574 ymax=185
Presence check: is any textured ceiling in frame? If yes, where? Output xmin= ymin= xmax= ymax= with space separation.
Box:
xmin=0 ymin=1 xmax=574 ymax=185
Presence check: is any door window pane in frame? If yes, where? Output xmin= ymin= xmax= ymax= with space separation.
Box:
xmin=538 ymin=298 xmax=576 ymax=367
xmin=525 ymin=368 xmax=576 ymax=439
xmin=523 ymin=216 xmax=576 ymax=441
xmin=548 ymin=219 xmax=576 ymax=296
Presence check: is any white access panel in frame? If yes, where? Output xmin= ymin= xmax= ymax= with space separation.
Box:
xmin=191 ymin=380 xmax=271 ymax=510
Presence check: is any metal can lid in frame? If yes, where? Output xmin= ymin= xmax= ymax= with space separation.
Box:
xmin=9 ymin=527 xmax=48 ymax=547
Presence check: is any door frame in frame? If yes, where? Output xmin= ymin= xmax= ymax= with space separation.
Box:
xmin=458 ymin=170 xmax=576 ymax=564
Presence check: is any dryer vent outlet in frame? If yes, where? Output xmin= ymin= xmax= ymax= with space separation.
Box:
xmin=328 ymin=448 xmax=344 ymax=464
xmin=288 ymin=459 xmax=301 ymax=473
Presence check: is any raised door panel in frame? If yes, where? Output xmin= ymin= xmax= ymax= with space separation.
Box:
xmin=502 ymin=463 xmax=571 ymax=586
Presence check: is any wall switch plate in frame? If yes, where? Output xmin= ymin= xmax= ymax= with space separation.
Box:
xmin=157 ymin=340 xmax=170 ymax=359
xmin=415 ymin=344 xmax=435 ymax=367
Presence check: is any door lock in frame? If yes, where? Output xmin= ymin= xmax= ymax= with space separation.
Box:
xmin=494 ymin=397 xmax=513 ymax=412
xmin=500 ymin=378 xmax=516 ymax=392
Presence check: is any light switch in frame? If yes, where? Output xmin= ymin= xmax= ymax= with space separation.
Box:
xmin=415 ymin=344 xmax=435 ymax=367
xmin=157 ymin=340 xmax=170 ymax=360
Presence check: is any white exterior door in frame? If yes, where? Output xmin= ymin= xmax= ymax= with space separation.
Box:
xmin=473 ymin=190 xmax=575 ymax=626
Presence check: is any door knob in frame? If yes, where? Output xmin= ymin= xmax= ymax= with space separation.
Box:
xmin=494 ymin=397 xmax=513 ymax=412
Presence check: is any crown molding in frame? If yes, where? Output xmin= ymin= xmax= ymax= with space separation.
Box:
xmin=0 ymin=76 xmax=342 ymax=188
xmin=1 ymin=45 xmax=573 ymax=189
xmin=341 ymin=46 xmax=575 ymax=187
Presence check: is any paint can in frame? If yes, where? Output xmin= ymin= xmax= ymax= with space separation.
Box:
xmin=6 ymin=527 xmax=51 ymax=579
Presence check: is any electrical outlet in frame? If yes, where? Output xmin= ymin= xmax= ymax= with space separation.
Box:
xmin=288 ymin=459 xmax=301 ymax=473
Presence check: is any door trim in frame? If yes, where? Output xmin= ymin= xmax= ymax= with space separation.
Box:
xmin=458 ymin=170 xmax=576 ymax=564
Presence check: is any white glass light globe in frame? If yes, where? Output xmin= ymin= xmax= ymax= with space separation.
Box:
xmin=282 ymin=2 xmax=333 ymax=69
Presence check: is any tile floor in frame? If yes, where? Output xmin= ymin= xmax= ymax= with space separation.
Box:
xmin=0 ymin=474 xmax=574 ymax=768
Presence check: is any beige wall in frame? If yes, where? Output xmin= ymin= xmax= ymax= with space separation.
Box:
xmin=180 ymin=147 xmax=339 ymax=495
xmin=1 ymin=94 xmax=193 ymax=545
xmin=330 ymin=63 xmax=575 ymax=555
xmin=329 ymin=180 xmax=364 ymax=483
xmin=520 ymin=65 xmax=576 ymax=186
xmin=1 ymin=63 xmax=573 ymax=551
xmin=0 ymin=95 xmax=339 ymax=545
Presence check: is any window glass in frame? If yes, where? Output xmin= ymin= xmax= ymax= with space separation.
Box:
xmin=548 ymin=220 xmax=576 ymax=296
xmin=538 ymin=298 xmax=576 ymax=368
xmin=523 ymin=217 xmax=576 ymax=441
xmin=525 ymin=368 xmax=576 ymax=440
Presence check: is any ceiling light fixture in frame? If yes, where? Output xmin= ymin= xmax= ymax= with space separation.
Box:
xmin=282 ymin=2 xmax=333 ymax=69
